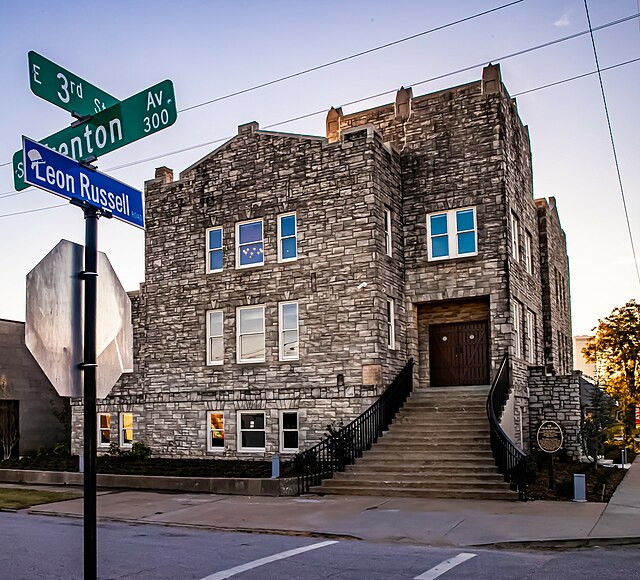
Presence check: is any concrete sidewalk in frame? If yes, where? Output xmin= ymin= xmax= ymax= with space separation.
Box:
xmin=18 ymin=458 xmax=640 ymax=548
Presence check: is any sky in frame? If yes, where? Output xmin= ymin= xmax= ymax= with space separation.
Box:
xmin=0 ymin=0 xmax=638 ymax=336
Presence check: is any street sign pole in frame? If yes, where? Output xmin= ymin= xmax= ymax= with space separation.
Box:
xmin=80 ymin=202 xmax=100 ymax=580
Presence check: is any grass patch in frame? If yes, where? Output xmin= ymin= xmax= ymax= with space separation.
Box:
xmin=0 ymin=488 xmax=81 ymax=510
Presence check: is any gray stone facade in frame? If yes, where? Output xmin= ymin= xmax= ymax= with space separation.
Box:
xmin=71 ymin=64 xmax=574 ymax=461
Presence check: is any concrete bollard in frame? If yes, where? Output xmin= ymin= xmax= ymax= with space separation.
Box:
xmin=573 ymin=473 xmax=587 ymax=502
xmin=271 ymin=454 xmax=280 ymax=479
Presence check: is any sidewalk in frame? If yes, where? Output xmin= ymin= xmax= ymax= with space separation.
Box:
xmin=21 ymin=457 xmax=640 ymax=548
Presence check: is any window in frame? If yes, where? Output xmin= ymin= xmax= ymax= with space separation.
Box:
xmin=280 ymin=411 xmax=299 ymax=452
xmin=238 ymin=411 xmax=266 ymax=451
xmin=427 ymin=207 xmax=477 ymax=260
xmin=511 ymin=213 xmax=520 ymax=263
xmin=207 ymin=411 xmax=225 ymax=451
xmin=384 ymin=207 xmax=392 ymax=257
xmin=206 ymin=227 xmax=223 ymax=272
xmin=120 ymin=412 xmax=133 ymax=448
xmin=525 ymin=310 xmax=535 ymax=364
xmin=279 ymin=302 xmax=299 ymax=360
xmin=236 ymin=219 xmax=264 ymax=268
xmin=278 ymin=213 xmax=297 ymax=262
xmin=513 ymin=301 xmax=522 ymax=359
xmin=98 ymin=413 xmax=111 ymax=448
xmin=237 ymin=305 xmax=265 ymax=363
xmin=206 ymin=310 xmax=224 ymax=365
xmin=523 ymin=231 xmax=533 ymax=275
xmin=386 ymin=299 xmax=395 ymax=349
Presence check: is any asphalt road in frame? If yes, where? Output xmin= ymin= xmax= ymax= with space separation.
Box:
xmin=1 ymin=512 xmax=639 ymax=579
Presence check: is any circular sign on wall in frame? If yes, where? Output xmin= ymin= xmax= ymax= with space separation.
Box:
xmin=537 ymin=420 xmax=563 ymax=453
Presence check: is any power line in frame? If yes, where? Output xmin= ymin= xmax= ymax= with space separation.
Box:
xmin=583 ymin=0 xmax=640 ymax=287
xmin=0 ymin=203 xmax=67 ymax=218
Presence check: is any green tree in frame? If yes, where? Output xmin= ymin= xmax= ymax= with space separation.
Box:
xmin=580 ymin=387 xmax=618 ymax=468
xmin=583 ymin=299 xmax=640 ymax=446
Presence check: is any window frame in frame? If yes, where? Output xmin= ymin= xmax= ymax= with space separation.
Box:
xmin=206 ymin=226 xmax=223 ymax=273
xmin=277 ymin=212 xmax=297 ymax=263
xmin=525 ymin=310 xmax=535 ymax=364
xmin=279 ymin=410 xmax=299 ymax=453
xmin=523 ymin=230 xmax=533 ymax=275
xmin=119 ymin=412 xmax=133 ymax=448
xmin=98 ymin=413 xmax=111 ymax=448
xmin=279 ymin=301 xmax=299 ymax=361
xmin=236 ymin=218 xmax=264 ymax=269
xmin=384 ymin=207 xmax=392 ymax=257
xmin=206 ymin=410 xmax=225 ymax=452
xmin=237 ymin=410 xmax=266 ymax=452
xmin=206 ymin=309 xmax=224 ymax=366
xmin=386 ymin=299 xmax=395 ymax=349
xmin=426 ymin=206 xmax=478 ymax=261
xmin=236 ymin=305 xmax=266 ymax=363
xmin=513 ymin=301 xmax=522 ymax=359
xmin=511 ymin=213 xmax=520 ymax=263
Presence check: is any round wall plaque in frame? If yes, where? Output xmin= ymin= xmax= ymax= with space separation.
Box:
xmin=537 ymin=420 xmax=563 ymax=453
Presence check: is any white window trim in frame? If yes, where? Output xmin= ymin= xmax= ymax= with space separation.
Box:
xmin=235 ymin=218 xmax=264 ymax=269
xmin=277 ymin=212 xmax=297 ymax=263
xmin=513 ymin=302 xmax=522 ymax=359
xmin=279 ymin=410 xmax=299 ymax=453
xmin=119 ymin=412 xmax=133 ymax=448
xmin=206 ymin=410 xmax=225 ymax=452
xmin=384 ymin=207 xmax=392 ymax=257
xmin=98 ymin=413 xmax=111 ymax=448
xmin=524 ymin=231 xmax=533 ymax=275
xmin=426 ymin=206 xmax=478 ymax=261
xmin=279 ymin=301 xmax=299 ymax=361
xmin=387 ymin=299 xmax=395 ymax=349
xmin=525 ymin=310 xmax=535 ymax=364
xmin=206 ymin=226 xmax=223 ymax=273
xmin=236 ymin=305 xmax=266 ymax=363
xmin=237 ymin=410 xmax=266 ymax=453
xmin=206 ymin=309 xmax=224 ymax=366
xmin=511 ymin=213 xmax=520 ymax=263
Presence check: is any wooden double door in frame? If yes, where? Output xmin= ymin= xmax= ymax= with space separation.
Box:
xmin=429 ymin=321 xmax=489 ymax=387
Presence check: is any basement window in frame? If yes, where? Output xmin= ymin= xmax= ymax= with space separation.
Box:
xmin=280 ymin=411 xmax=299 ymax=453
xmin=207 ymin=411 xmax=225 ymax=451
xmin=238 ymin=411 xmax=266 ymax=451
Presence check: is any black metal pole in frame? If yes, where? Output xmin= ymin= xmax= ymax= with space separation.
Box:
xmin=82 ymin=205 xmax=99 ymax=580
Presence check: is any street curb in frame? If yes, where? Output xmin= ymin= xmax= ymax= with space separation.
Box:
xmin=473 ymin=537 xmax=640 ymax=551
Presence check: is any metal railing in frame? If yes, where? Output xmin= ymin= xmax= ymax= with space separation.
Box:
xmin=296 ymin=359 xmax=414 ymax=494
xmin=487 ymin=354 xmax=528 ymax=500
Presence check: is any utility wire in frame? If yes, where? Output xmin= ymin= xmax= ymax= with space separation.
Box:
xmin=2 ymin=56 xmax=638 ymax=220
xmin=583 ymin=0 xmax=640 ymax=287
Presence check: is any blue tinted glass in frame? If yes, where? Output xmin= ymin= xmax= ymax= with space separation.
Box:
xmin=432 ymin=236 xmax=449 ymax=258
xmin=209 ymin=249 xmax=223 ymax=271
xmin=240 ymin=242 xmax=264 ymax=265
xmin=456 ymin=209 xmax=474 ymax=232
xmin=209 ymin=228 xmax=222 ymax=249
xmin=239 ymin=221 xmax=262 ymax=244
xmin=280 ymin=215 xmax=296 ymax=237
xmin=281 ymin=237 xmax=297 ymax=259
xmin=430 ymin=214 xmax=447 ymax=236
xmin=458 ymin=231 xmax=476 ymax=254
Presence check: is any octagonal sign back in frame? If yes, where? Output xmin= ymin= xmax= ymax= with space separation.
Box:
xmin=25 ymin=240 xmax=133 ymax=399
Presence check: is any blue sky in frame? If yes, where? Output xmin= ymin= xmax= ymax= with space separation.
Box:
xmin=1 ymin=0 xmax=638 ymax=336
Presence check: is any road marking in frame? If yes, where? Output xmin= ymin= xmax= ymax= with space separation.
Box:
xmin=415 ymin=552 xmax=477 ymax=580
xmin=200 ymin=540 xmax=339 ymax=580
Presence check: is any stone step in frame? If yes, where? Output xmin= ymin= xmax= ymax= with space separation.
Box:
xmin=373 ymin=439 xmax=490 ymax=449
xmin=308 ymin=484 xmax=517 ymax=501
xmin=348 ymin=460 xmax=499 ymax=471
xmin=363 ymin=450 xmax=495 ymax=461
xmin=339 ymin=470 xmax=505 ymax=482
xmin=329 ymin=475 xmax=510 ymax=489
xmin=381 ymin=431 xmax=489 ymax=441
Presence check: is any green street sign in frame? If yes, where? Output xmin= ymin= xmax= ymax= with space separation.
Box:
xmin=14 ymin=79 xmax=177 ymax=190
xmin=28 ymin=51 xmax=120 ymax=116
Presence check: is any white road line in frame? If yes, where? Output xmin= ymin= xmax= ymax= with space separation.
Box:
xmin=414 ymin=552 xmax=477 ymax=580
xmin=199 ymin=540 xmax=339 ymax=580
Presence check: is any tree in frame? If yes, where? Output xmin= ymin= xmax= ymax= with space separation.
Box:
xmin=580 ymin=387 xmax=618 ymax=468
xmin=583 ymin=299 xmax=640 ymax=446
xmin=0 ymin=401 xmax=20 ymax=461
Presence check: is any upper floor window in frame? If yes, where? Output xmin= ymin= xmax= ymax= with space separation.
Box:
xmin=278 ymin=213 xmax=297 ymax=262
xmin=279 ymin=302 xmax=299 ymax=361
xmin=206 ymin=227 xmax=223 ymax=273
xmin=206 ymin=310 xmax=224 ymax=365
xmin=523 ymin=231 xmax=533 ymax=275
xmin=525 ymin=310 xmax=535 ymax=364
xmin=207 ymin=411 xmax=225 ymax=451
xmin=427 ymin=207 xmax=477 ymax=260
xmin=236 ymin=219 xmax=264 ymax=268
xmin=237 ymin=305 xmax=265 ymax=363
xmin=120 ymin=412 xmax=133 ymax=448
xmin=511 ymin=213 xmax=520 ymax=263
xmin=513 ymin=301 xmax=522 ymax=359
xmin=384 ymin=207 xmax=392 ymax=257
xmin=386 ymin=299 xmax=395 ymax=349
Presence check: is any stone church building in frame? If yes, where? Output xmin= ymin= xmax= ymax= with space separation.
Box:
xmin=71 ymin=64 xmax=577 ymax=495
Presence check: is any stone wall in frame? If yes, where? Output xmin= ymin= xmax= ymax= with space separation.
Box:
xmin=528 ymin=366 xmax=582 ymax=460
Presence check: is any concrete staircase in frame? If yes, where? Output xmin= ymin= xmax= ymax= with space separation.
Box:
xmin=310 ymin=385 xmax=517 ymax=500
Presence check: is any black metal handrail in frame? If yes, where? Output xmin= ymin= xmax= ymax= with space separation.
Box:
xmin=296 ymin=359 xmax=414 ymax=494
xmin=487 ymin=354 xmax=528 ymax=500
